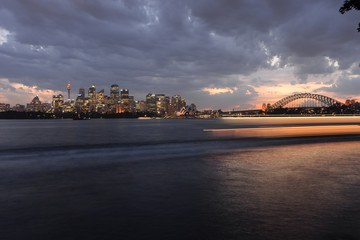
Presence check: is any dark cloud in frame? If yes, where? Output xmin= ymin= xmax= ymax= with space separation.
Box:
xmin=0 ymin=0 xmax=359 ymax=108
xmin=317 ymin=74 xmax=360 ymax=97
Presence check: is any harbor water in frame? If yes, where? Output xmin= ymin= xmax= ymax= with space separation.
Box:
xmin=1 ymin=118 xmax=360 ymax=240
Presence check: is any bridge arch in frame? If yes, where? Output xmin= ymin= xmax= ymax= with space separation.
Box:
xmin=271 ymin=93 xmax=343 ymax=109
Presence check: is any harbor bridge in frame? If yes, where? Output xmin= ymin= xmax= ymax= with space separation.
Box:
xmin=269 ymin=93 xmax=343 ymax=109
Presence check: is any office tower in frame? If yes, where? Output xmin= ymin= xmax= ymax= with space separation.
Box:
xmin=110 ymin=85 xmax=119 ymax=100
xmin=96 ymin=89 xmax=106 ymax=113
xmin=120 ymin=89 xmax=130 ymax=112
xmin=96 ymin=89 xmax=105 ymax=104
xmin=146 ymin=93 xmax=156 ymax=113
xmin=120 ymin=89 xmax=129 ymax=99
xmin=155 ymin=94 xmax=166 ymax=115
xmin=88 ymin=85 xmax=96 ymax=112
xmin=135 ymin=100 xmax=147 ymax=112
xmin=109 ymin=84 xmax=119 ymax=113
xmin=88 ymin=85 xmax=96 ymax=99
xmin=129 ymin=96 xmax=135 ymax=112
xmin=52 ymin=94 xmax=64 ymax=109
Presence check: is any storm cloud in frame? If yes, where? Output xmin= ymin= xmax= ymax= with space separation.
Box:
xmin=0 ymin=0 xmax=359 ymax=109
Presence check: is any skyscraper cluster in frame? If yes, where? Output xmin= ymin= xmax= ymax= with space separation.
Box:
xmin=19 ymin=84 xmax=194 ymax=117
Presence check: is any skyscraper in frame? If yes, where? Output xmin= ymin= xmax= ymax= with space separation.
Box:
xmin=146 ymin=93 xmax=156 ymax=113
xmin=156 ymin=94 xmax=166 ymax=115
xmin=120 ymin=89 xmax=130 ymax=112
xmin=110 ymin=85 xmax=119 ymax=100
xmin=120 ymin=89 xmax=129 ymax=99
xmin=88 ymin=85 xmax=96 ymax=112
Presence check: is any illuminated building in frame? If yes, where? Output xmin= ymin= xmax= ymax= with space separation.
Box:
xmin=120 ymin=89 xmax=130 ymax=112
xmin=62 ymin=100 xmax=75 ymax=113
xmin=13 ymin=104 xmax=25 ymax=112
xmin=139 ymin=100 xmax=146 ymax=112
xmin=96 ymin=89 xmax=105 ymax=104
xmin=88 ymin=85 xmax=96 ymax=99
xmin=96 ymin=89 xmax=107 ymax=113
xmin=120 ymin=89 xmax=129 ymax=98
xmin=0 ymin=103 xmax=10 ymax=112
xmin=26 ymin=95 xmax=42 ymax=112
xmin=110 ymin=85 xmax=119 ymax=100
xmin=88 ymin=85 xmax=96 ymax=112
xmin=108 ymin=85 xmax=119 ymax=113
xmin=156 ymin=94 xmax=166 ymax=115
xmin=42 ymin=103 xmax=52 ymax=113
xmin=75 ymin=90 xmax=86 ymax=113
xmin=170 ymin=94 xmax=186 ymax=115
xmin=52 ymin=94 xmax=64 ymax=111
xmin=116 ymin=101 xmax=123 ymax=113
xmin=135 ymin=100 xmax=147 ymax=112
xmin=146 ymin=93 xmax=156 ymax=113
xmin=129 ymin=96 xmax=135 ymax=112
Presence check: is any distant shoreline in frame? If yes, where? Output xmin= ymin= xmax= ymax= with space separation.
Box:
xmin=1 ymin=110 xmax=360 ymax=120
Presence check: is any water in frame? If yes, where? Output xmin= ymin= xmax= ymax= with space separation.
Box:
xmin=1 ymin=118 xmax=360 ymax=240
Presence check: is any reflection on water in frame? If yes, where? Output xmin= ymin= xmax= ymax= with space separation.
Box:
xmin=205 ymin=125 xmax=360 ymax=138
xmin=204 ymin=117 xmax=360 ymax=138
xmin=208 ymin=141 xmax=360 ymax=239
xmin=221 ymin=116 xmax=360 ymax=126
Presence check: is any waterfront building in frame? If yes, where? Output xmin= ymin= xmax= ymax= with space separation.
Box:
xmin=42 ymin=103 xmax=52 ymax=113
xmin=0 ymin=103 xmax=10 ymax=112
xmin=135 ymin=100 xmax=146 ymax=112
xmin=170 ymin=94 xmax=186 ymax=115
xmin=63 ymin=101 xmax=75 ymax=113
xmin=13 ymin=104 xmax=25 ymax=112
xmin=52 ymin=94 xmax=64 ymax=112
xmin=26 ymin=95 xmax=42 ymax=112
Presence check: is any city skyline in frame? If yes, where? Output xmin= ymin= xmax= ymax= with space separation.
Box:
xmin=0 ymin=1 xmax=360 ymax=110
xmin=0 ymin=83 xmax=195 ymax=118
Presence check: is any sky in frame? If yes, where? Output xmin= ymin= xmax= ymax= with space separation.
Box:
xmin=0 ymin=0 xmax=359 ymax=110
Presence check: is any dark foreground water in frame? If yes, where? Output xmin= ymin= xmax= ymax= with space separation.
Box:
xmin=1 ymin=118 xmax=360 ymax=240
